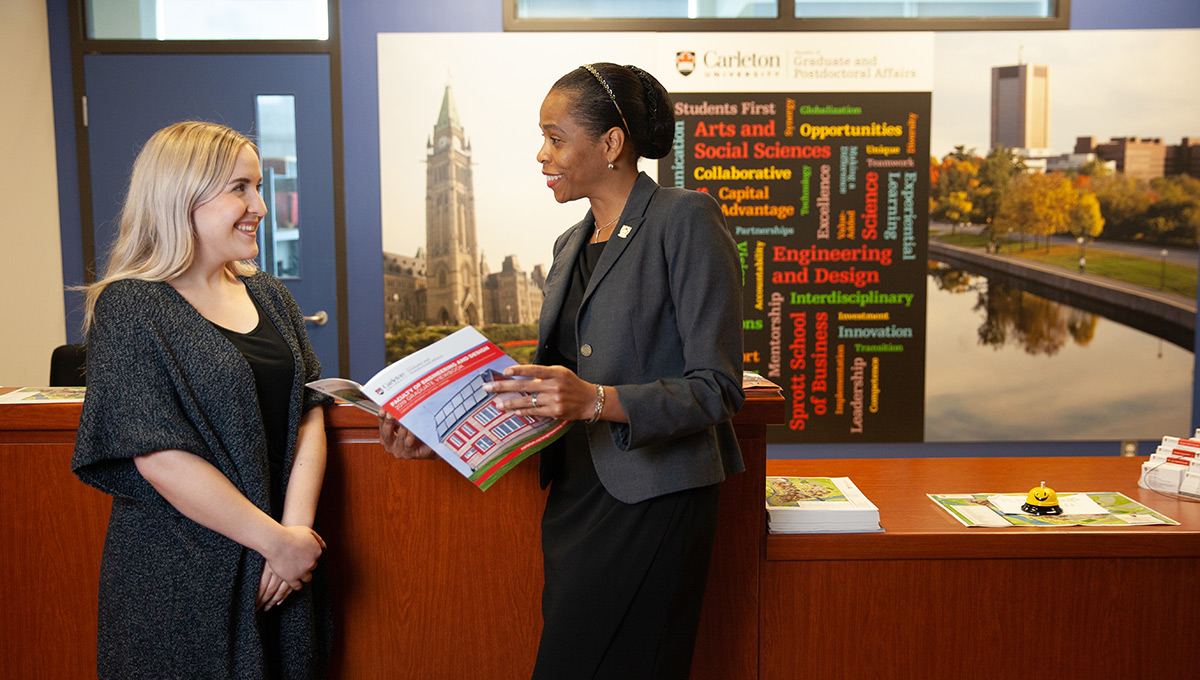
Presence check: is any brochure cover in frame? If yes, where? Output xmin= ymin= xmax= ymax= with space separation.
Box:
xmin=765 ymin=476 xmax=883 ymax=533
xmin=308 ymin=327 xmax=570 ymax=490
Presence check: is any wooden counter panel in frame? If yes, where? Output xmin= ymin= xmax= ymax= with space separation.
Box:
xmin=0 ymin=403 xmax=82 ymax=444
xmin=693 ymin=411 xmax=765 ymax=680
xmin=761 ymin=555 xmax=1198 ymax=678
xmin=0 ymin=442 xmax=108 ymax=678
xmin=767 ymin=529 xmax=1200 ymax=561
xmin=320 ymin=441 xmax=546 ymax=679
xmin=321 ymin=401 xmax=772 ymax=680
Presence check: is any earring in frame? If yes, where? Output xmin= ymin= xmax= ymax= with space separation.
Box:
xmin=608 ymin=162 xmax=614 ymax=169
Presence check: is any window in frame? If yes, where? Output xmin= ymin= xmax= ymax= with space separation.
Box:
xmin=517 ymin=0 xmax=774 ymax=19
xmin=491 ymin=416 xmax=528 ymax=438
xmin=505 ymin=0 xmax=1069 ymax=30
xmin=473 ymin=403 xmax=503 ymax=425
xmin=85 ymin=0 xmax=329 ymax=40
xmin=794 ymin=0 xmax=1057 ymax=19
xmin=256 ymin=95 xmax=302 ymax=278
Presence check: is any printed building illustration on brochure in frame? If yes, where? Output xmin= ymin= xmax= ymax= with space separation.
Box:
xmin=433 ymin=368 xmax=546 ymax=475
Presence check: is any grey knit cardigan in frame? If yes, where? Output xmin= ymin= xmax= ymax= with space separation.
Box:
xmin=72 ymin=273 xmax=332 ymax=680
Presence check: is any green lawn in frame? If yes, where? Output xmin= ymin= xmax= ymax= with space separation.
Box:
xmin=932 ymin=232 xmax=1198 ymax=298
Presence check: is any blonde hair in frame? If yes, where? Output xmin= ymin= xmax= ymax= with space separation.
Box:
xmin=81 ymin=121 xmax=260 ymax=332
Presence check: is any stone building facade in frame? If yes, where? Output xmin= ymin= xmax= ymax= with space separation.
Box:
xmin=383 ymin=85 xmax=543 ymax=330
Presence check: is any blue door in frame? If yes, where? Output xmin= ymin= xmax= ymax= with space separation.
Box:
xmin=83 ymin=53 xmax=340 ymax=374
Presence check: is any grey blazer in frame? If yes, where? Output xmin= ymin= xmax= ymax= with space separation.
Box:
xmin=536 ymin=172 xmax=746 ymax=504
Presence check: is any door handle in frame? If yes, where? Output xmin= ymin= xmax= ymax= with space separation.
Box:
xmin=303 ymin=310 xmax=329 ymax=326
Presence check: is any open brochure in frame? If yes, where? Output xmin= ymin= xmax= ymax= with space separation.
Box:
xmin=928 ymin=492 xmax=1179 ymax=527
xmin=307 ymin=327 xmax=570 ymax=490
xmin=0 ymin=387 xmax=87 ymax=403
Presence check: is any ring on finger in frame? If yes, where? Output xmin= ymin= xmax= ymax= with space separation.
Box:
xmin=531 ymin=393 xmax=539 ymax=408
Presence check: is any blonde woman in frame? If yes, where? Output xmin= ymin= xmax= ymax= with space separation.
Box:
xmin=73 ymin=121 xmax=332 ymax=679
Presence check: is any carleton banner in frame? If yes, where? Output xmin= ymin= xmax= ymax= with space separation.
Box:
xmin=379 ymin=32 xmax=934 ymax=445
xmin=663 ymin=91 xmax=929 ymax=442
xmin=653 ymin=34 xmax=932 ymax=443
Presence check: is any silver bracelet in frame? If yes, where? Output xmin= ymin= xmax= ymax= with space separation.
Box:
xmin=587 ymin=383 xmax=605 ymax=424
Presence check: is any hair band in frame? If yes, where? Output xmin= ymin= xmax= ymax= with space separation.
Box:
xmin=580 ymin=64 xmax=630 ymax=135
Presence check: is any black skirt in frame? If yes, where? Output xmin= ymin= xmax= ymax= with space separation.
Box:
xmin=532 ymin=425 xmax=720 ymax=680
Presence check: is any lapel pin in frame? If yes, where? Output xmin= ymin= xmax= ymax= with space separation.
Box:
xmin=618 ymin=225 xmax=632 ymax=239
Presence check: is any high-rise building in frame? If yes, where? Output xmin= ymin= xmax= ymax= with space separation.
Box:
xmin=425 ymin=85 xmax=484 ymax=326
xmin=990 ymin=63 xmax=1050 ymax=152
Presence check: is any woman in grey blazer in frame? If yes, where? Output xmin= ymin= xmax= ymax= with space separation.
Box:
xmin=493 ymin=63 xmax=744 ymax=679
xmin=380 ymin=63 xmax=745 ymax=678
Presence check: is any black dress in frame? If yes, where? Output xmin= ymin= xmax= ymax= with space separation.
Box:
xmin=213 ymin=292 xmax=300 ymax=680
xmin=532 ymin=241 xmax=721 ymax=680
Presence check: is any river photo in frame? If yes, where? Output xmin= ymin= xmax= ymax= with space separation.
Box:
xmin=924 ymin=262 xmax=1194 ymax=441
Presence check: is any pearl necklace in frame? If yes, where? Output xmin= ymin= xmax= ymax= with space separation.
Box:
xmin=592 ymin=215 xmax=619 ymax=243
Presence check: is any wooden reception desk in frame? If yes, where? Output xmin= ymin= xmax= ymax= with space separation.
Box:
xmin=4 ymin=392 xmax=1198 ymax=678
xmin=762 ymin=457 xmax=1200 ymax=679
xmin=0 ymin=391 xmax=778 ymax=679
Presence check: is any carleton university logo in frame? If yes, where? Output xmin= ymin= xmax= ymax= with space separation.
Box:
xmin=676 ymin=51 xmax=696 ymax=76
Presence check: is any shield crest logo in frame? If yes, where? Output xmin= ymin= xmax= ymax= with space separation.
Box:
xmin=676 ymin=51 xmax=696 ymax=76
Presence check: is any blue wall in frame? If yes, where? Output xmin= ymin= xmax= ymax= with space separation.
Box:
xmin=339 ymin=0 xmax=501 ymax=381
xmin=48 ymin=0 xmax=1200 ymax=456
xmin=48 ymin=0 xmax=85 ymax=343
xmin=1071 ymin=0 xmax=1200 ymax=30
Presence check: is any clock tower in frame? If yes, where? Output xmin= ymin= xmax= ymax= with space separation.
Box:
xmin=425 ymin=84 xmax=483 ymax=326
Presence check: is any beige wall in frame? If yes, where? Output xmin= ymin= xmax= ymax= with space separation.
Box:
xmin=0 ymin=0 xmax=67 ymax=386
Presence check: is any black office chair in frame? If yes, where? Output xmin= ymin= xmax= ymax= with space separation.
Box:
xmin=49 ymin=344 xmax=87 ymax=386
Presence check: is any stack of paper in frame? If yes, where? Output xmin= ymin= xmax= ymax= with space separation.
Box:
xmin=765 ymin=477 xmax=882 ymax=534
xmin=742 ymin=371 xmax=782 ymax=392
xmin=1138 ymin=432 xmax=1200 ymax=499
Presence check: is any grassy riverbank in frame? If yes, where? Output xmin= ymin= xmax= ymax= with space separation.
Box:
xmin=933 ymin=232 xmax=1198 ymax=298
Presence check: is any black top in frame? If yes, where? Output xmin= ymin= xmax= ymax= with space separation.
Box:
xmin=546 ymin=239 xmax=608 ymax=373
xmin=213 ymin=290 xmax=296 ymax=512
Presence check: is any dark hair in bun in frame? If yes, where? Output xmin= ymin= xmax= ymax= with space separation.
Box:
xmin=552 ymin=63 xmax=675 ymax=160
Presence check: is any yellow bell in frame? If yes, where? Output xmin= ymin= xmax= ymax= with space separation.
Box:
xmin=1021 ymin=481 xmax=1063 ymax=515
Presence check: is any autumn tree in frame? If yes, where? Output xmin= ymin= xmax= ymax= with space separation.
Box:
xmin=933 ymin=191 xmax=973 ymax=231
xmin=995 ymin=172 xmax=1073 ymax=250
xmin=929 ymin=148 xmax=981 ymax=231
xmin=1146 ymin=175 xmax=1200 ymax=247
xmin=1091 ymin=173 xmax=1152 ymax=242
xmin=1068 ymin=190 xmax=1105 ymax=241
xmin=973 ymin=145 xmax=1027 ymax=231
xmin=1073 ymin=157 xmax=1112 ymax=179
